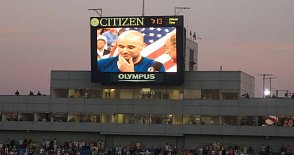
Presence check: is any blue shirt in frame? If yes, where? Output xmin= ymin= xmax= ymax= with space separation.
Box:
xmin=98 ymin=56 xmax=165 ymax=72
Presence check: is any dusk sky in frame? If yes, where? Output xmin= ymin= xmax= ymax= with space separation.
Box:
xmin=0 ymin=0 xmax=293 ymax=97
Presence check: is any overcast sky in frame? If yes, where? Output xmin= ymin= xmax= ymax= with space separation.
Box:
xmin=0 ymin=0 xmax=293 ymax=97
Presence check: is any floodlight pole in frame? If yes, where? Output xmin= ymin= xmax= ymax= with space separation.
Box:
xmin=258 ymin=73 xmax=273 ymax=98
xmin=88 ymin=8 xmax=102 ymax=17
xmin=174 ymin=7 xmax=190 ymax=15
xmin=265 ymin=77 xmax=277 ymax=96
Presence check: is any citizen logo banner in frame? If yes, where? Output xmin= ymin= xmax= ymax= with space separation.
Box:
xmin=110 ymin=73 xmax=164 ymax=82
xmin=90 ymin=17 xmax=144 ymax=27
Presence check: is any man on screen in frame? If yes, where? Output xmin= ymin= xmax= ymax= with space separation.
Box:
xmin=97 ymin=35 xmax=110 ymax=60
xmin=164 ymin=32 xmax=177 ymax=72
xmin=164 ymin=33 xmax=177 ymax=63
xmin=97 ymin=30 xmax=165 ymax=72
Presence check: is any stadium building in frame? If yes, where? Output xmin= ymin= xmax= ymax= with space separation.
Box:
xmin=1 ymin=16 xmax=294 ymax=154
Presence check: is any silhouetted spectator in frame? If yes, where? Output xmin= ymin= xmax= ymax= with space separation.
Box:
xmin=291 ymin=93 xmax=294 ymax=99
xmin=29 ymin=91 xmax=34 ymax=96
xmin=15 ymin=90 xmax=20 ymax=96
xmin=242 ymin=93 xmax=249 ymax=99
xmin=37 ymin=91 xmax=42 ymax=96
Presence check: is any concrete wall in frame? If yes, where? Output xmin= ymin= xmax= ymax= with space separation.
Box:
xmin=1 ymin=95 xmax=294 ymax=137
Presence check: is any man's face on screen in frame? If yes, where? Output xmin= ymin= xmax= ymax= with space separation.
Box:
xmin=97 ymin=40 xmax=106 ymax=50
xmin=117 ymin=31 xmax=144 ymax=61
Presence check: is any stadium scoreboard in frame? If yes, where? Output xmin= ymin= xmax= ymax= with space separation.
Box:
xmin=90 ymin=16 xmax=185 ymax=85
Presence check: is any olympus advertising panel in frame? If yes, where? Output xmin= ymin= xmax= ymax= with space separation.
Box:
xmin=90 ymin=16 xmax=184 ymax=84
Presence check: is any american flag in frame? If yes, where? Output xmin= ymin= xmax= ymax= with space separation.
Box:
xmin=109 ymin=27 xmax=177 ymax=72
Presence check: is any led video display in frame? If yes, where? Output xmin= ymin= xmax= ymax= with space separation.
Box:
xmin=90 ymin=16 xmax=185 ymax=84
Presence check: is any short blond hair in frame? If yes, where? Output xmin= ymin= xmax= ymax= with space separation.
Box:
xmin=169 ymin=33 xmax=176 ymax=45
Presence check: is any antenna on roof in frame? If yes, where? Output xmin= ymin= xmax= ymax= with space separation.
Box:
xmin=142 ymin=0 xmax=145 ymax=16
xmin=88 ymin=8 xmax=102 ymax=17
xmin=174 ymin=7 xmax=190 ymax=16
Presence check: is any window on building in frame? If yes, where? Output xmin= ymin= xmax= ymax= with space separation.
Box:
xmin=184 ymin=89 xmax=201 ymax=99
xmin=200 ymin=115 xmax=220 ymax=125
xmin=150 ymin=114 xmax=165 ymax=124
xmin=167 ymin=114 xmax=182 ymax=125
xmin=95 ymin=114 xmax=101 ymax=123
xmin=153 ymin=89 xmax=167 ymax=99
xmin=221 ymin=116 xmax=238 ymax=125
xmin=86 ymin=89 xmax=103 ymax=98
xmin=238 ymin=116 xmax=258 ymax=126
xmin=277 ymin=116 xmax=294 ymax=127
xmin=133 ymin=89 xmax=142 ymax=99
xmin=220 ymin=90 xmax=238 ymax=100
xmin=103 ymin=89 xmax=119 ymax=99
xmin=53 ymin=89 xmax=68 ymax=98
xmin=124 ymin=113 xmax=134 ymax=124
xmin=68 ymin=113 xmax=81 ymax=122
xmin=164 ymin=114 xmax=173 ymax=124
xmin=201 ymin=90 xmax=220 ymax=100
xmin=260 ymin=115 xmax=278 ymax=126
xmin=80 ymin=114 xmax=96 ymax=122
xmin=112 ymin=114 xmax=118 ymax=123
xmin=174 ymin=114 xmax=183 ymax=125
xmin=119 ymin=89 xmax=134 ymax=99
xmin=35 ymin=113 xmax=51 ymax=122
xmin=18 ymin=113 xmax=34 ymax=121
xmin=167 ymin=89 xmax=182 ymax=99
xmin=140 ymin=88 xmax=154 ymax=99
xmin=52 ymin=113 xmax=68 ymax=122
xmin=183 ymin=115 xmax=200 ymax=125
xmin=134 ymin=114 xmax=150 ymax=124
xmin=69 ymin=89 xmax=85 ymax=98
xmin=101 ymin=113 xmax=111 ymax=123
xmin=3 ymin=112 xmax=18 ymax=121
xmin=113 ymin=113 xmax=135 ymax=124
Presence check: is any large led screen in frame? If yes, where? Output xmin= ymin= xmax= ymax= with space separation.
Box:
xmin=90 ymin=16 xmax=185 ymax=84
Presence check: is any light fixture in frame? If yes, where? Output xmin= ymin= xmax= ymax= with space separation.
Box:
xmin=264 ymin=89 xmax=270 ymax=96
